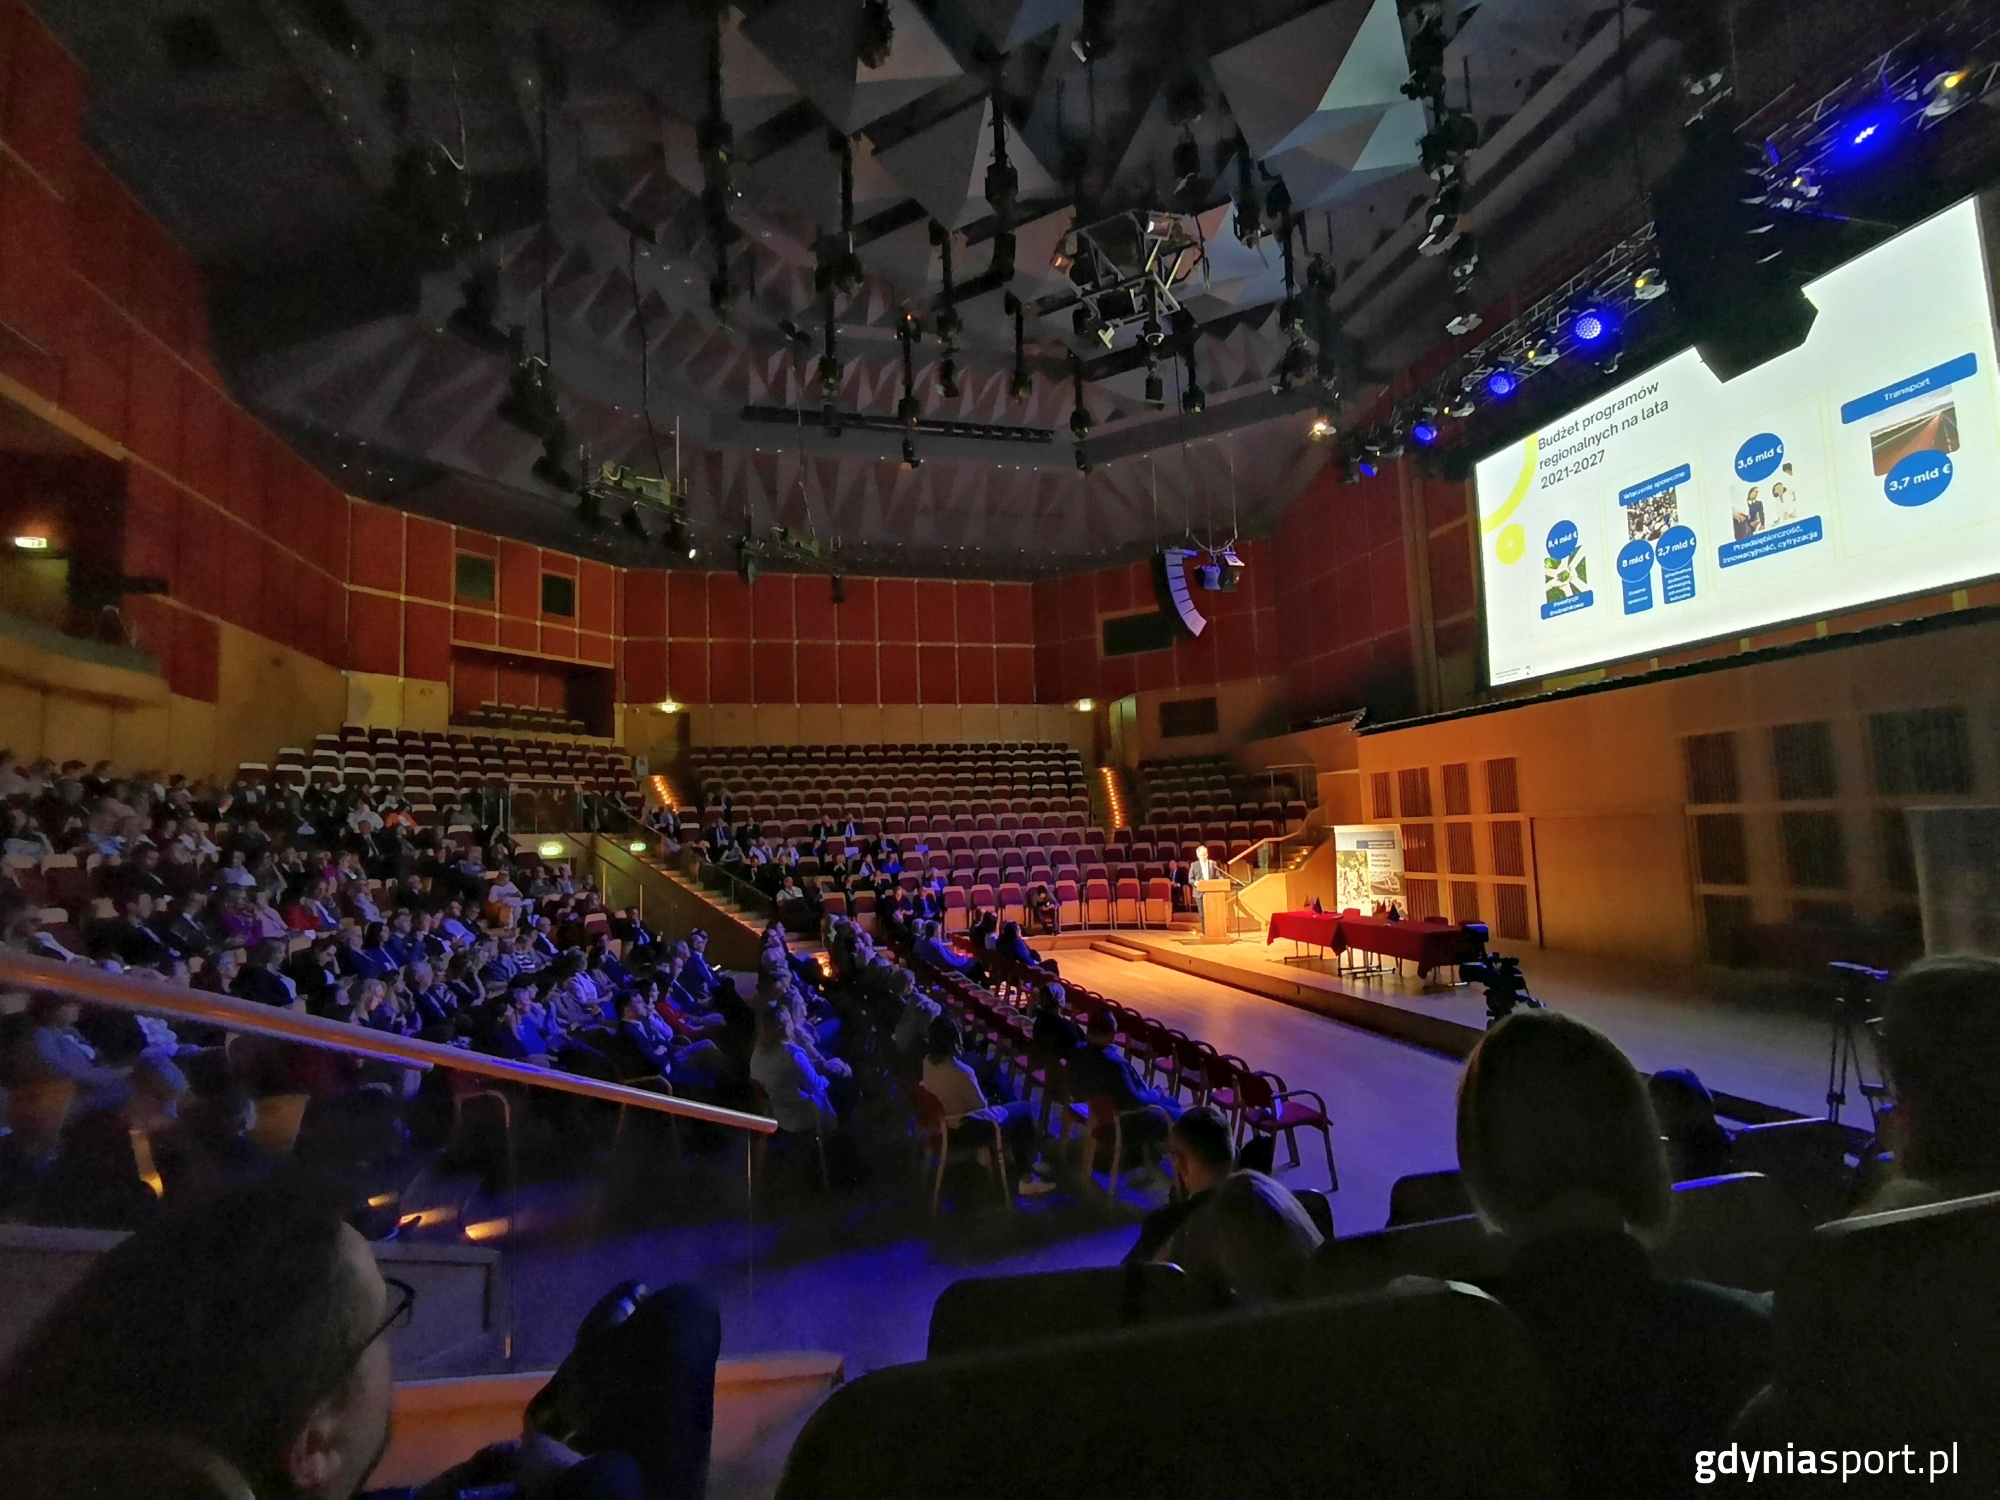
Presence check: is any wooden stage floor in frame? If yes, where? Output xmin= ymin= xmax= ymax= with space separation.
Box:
xmin=1069 ymin=931 xmax=1845 ymax=1129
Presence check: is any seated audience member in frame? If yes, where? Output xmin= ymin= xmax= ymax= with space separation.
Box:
xmin=1026 ymin=883 xmax=1058 ymax=935
xmin=1458 ymin=1011 xmax=1771 ymax=1498
xmin=1126 ymin=1103 xmax=1236 ymax=1265
xmin=0 ymin=1174 xmax=721 ymax=1500
xmin=1854 ymin=952 xmax=2000 ymax=1213
xmin=921 ymin=1017 xmax=1053 ymax=1199
xmin=1647 ymin=1067 xmax=1733 ymax=1182
xmin=1177 ymin=1168 xmax=1324 ymax=1306
xmin=234 ymin=940 xmax=302 ymax=1008
xmin=912 ymin=920 xmax=974 ymax=976
xmin=1071 ymin=1009 xmax=1185 ymax=1147
xmin=11 ymin=994 xmax=133 ymax=1114
xmin=994 ymin=919 xmax=1049 ymax=973
xmin=749 ymin=1006 xmax=839 ymax=1135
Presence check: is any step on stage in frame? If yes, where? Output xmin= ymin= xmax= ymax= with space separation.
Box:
xmin=1102 ymin=931 xmax=1843 ymax=1128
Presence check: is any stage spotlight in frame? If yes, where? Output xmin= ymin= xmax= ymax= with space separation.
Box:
xmin=1598 ymin=349 xmax=1623 ymax=376
xmin=1356 ymin=457 xmax=1379 ymax=479
xmin=821 ymin=401 xmax=842 ymax=439
xmin=1631 ymin=266 xmax=1667 ymax=301
xmin=1144 ymin=369 xmax=1165 ymax=408
xmin=1181 ymin=379 xmax=1205 ymax=414
xmin=1308 ymin=408 xmax=1336 ymax=441
xmin=939 ymin=357 xmax=960 ymax=399
xmin=664 ymin=514 xmax=691 ymax=557
xmin=1050 ymin=237 xmax=1074 ymax=273
xmin=1569 ymin=305 xmax=1618 ymax=346
xmin=900 ymin=435 xmax=921 ymax=469
xmin=576 ymin=491 xmax=603 ymax=527
xmin=1519 ymin=334 xmax=1560 ymax=369
xmin=1441 ymin=392 xmax=1477 ymax=418
xmin=621 ymin=503 xmax=648 ymax=539
xmin=1826 ymin=104 xmax=1902 ymax=171
xmin=1411 ymin=419 xmax=1439 ymax=447
xmin=1484 ymin=367 xmax=1520 ymax=400
xmin=831 ymin=573 xmax=846 ymax=605
xmin=1075 ymin=444 xmax=1093 ymax=475
xmin=1924 ymin=67 xmax=1972 ymax=119
xmin=734 ymin=535 xmax=759 ymax=587
xmin=1445 ymin=307 xmax=1482 ymax=336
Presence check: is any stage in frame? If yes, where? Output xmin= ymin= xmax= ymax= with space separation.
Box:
xmin=1097 ymin=930 xmax=1846 ymax=1127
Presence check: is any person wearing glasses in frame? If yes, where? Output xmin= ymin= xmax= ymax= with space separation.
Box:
xmin=0 ymin=1173 xmax=721 ymax=1500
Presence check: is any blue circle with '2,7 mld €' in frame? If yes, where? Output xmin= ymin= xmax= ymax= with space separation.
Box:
xmin=1884 ymin=449 xmax=1953 ymax=507
xmin=1546 ymin=520 xmax=1579 ymax=560
xmin=1735 ymin=433 xmax=1783 ymax=483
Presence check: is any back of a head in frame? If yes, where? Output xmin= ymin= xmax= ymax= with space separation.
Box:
xmin=1881 ymin=953 xmax=2000 ymax=1182
xmin=1171 ymin=1105 xmax=1235 ymax=1174
xmin=1646 ymin=1067 xmax=1718 ymax=1141
xmin=0 ymin=1174 xmax=366 ymax=1493
xmin=926 ymin=1015 xmax=962 ymax=1063
xmin=1190 ymin=1170 xmax=1324 ymax=1302
xmin=1457 ymin=1011 xmax=1669 ymax=1239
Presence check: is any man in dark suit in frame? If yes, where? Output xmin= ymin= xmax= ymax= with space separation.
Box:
xmin=231 ymin=940 xmax=300 ymax=1007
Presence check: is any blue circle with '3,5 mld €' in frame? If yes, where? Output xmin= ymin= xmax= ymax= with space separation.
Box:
xmin=1546 ymin=520 xmax=1579 ymax=560
xmin=1735 ymin=433 xmax=1783 ymax=483
xmin=1885 ymin=449 xmax=1953 ymax=507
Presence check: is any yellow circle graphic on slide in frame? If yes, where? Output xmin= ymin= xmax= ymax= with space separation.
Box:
xmin=1496 ymin=523 xmax=1526 ymax=564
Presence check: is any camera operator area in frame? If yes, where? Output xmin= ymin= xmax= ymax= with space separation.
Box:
xmin=3 ymin=0 xmax=2000 ymax=1496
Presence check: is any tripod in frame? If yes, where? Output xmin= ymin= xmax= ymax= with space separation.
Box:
xmin=1825 ymin=961 xmax=1893 ymax=1132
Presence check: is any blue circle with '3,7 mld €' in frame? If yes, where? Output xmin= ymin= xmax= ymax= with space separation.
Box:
xmin=1546 ymin=520 xmax=1579 ymax=560
xmin=1885 ymin=449 xmax=1953 ymax=507
xmin=1735 ymin=434 xmax=1783 ymax=483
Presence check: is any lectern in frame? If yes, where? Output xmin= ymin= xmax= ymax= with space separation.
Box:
xmin=1195 ymin=878 xmax=1234 ymax=943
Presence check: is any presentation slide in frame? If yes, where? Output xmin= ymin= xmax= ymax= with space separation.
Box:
xmin=1473 ymin=197 xmax=2000 ymax=686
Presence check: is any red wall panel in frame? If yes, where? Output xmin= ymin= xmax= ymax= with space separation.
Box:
xmin=497 ymin=540 xmax=539 ymax=619
xmin=837 ymin=642 xmax=876 ymax=704
xmin=879 ymin=642 xmax=918 ymax=703
xmin=956 ymin=644 xmax=995 ymax=703
xmin=578 ymin=559 xmax=615 ymax=635
xmin=917 ymin=643 xmax=957 ymax=703
xmin=623 ymin=568 xmax=665 ymax=639
xmin=580 ymin=631 xmax=613 ymax=667
xmin=997 ymin=646 xmax=1035 ymax=704
xmin=955 ymin=581 xmax=993 ymax=643
xmin=995 ymin=582 xmax=1033 ymax=644
xmin=405 ymin=516 xmax=453 ymax=601
xmin=752 ymin=640 xmax=794 ymax=702
xmin=877 ymin=579 xmax=916 ymax=642
xmin=2 ymin=10 xmax=84 ymax=196
xmin=454 ymin=607 xmax=497 ymax=647
xmin=795 ymin=575 xmax=835 ymax=640
xmin=623 ymin=638 xmax=666 ymax=704
xmin=916 ymin=579 xmax=954 ymax=642
xmin=541 ymin=624 xmax=576 ymax=660
xmin=121 ymin=466 xmax=177 ymax=583
xmin=836 ymin=577 xmax=876 ymax=642
xmin=709 ymin=574 xmax=751 ymax=640
xmin=497 ymin=614 xmax=537 ymax=654
xmin=348 ymin=591 xmax=401 ymax=675
xmin=667 ymin=639 xmax=707 ymax=703
xmin=224 ymin=411 xmax=266 ymax=532
xmin=751 ymin=574 xmax=794 ymax=640
xmin=123 ymin=333 xmax=181 ymax=473
xmin=796 ymin=641 xmax=837 ymax=704
xmin=348 ymin=500 xmax=404 ymax=593
xmin=666 ymin=571 xmax=706 ymax=637
xmin=710 ymin=640 xmax=753 ymax=703
xmin=66 ymin=155 xmax=132 ymax=307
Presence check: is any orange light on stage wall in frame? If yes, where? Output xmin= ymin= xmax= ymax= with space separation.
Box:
xmin=397 ymin=1206 xmax=458 ymax=1230
xmin=463 ymin=1217 xmax=512 ymax=1242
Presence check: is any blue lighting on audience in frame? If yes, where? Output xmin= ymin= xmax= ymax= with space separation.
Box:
xmin=1411 ymin=420 xmax=1440 ymax=446
xmin=1484 ymin=368 xmax=1519 ymax=400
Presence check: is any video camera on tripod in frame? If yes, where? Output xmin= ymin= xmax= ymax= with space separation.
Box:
xmin=1461 ymin=950 xmax=1544 ymax=1027
xmin=1827 ymin=960 xmax=1894 ymax=1132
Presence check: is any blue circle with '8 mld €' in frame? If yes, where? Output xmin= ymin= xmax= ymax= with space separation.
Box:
xmin=1546 ymin=520 xmax=1580 ymax=560
xmin=1885 ymin=449 xmax=1953 ymax=507
xmin=1735 ymin=433 xmax=1783 ymax=483
xmin=1616 ymin=539 xmax=1655 ymax=578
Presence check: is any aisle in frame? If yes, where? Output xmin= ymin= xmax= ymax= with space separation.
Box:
xmin=1054 ymin=950 xmax=1467 ymax=1228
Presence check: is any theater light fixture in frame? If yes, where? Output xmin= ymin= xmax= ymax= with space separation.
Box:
xmin=901 ymin=435 xmax=921 ymax=469
xmin=1410 ymin=419 xmax=1439 ymax=447
xmin=1074 ymin=445 xmax=1093 ymax=475
xmin=1074 ymin=698 xmax=1095 ymax=712
xmin=537 ymin=840 xmax=565 ymax=859
xmin=1483 ymin=367 xmax=1520 ymax=400
xmin=1568 ymin=305 xmax=1617 ymax=346
xmin=620 ymin=503 xmax=647 ymax=539
xmin=1630 ymin=266 xmax=1667 ymax=301
xmin=1308 ymin=410 xmax=1336 ymax=441
xmin=11 ymin=534 xmax=50 ymax=550
xmin=657 ymin=700 xmax=680 ymax=713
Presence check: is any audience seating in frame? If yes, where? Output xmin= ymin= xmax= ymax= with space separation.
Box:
xmin=925 ymin=1263 xmax=1194 ymax=1359
xmin=777 ymin=1282 xmax=1561 ymax=1498
xmin=255 ymin=724 xmax=640 ymax=821
xmin=1726 ymin=1118 xmax=1857 ymax=1223
xmin=1742 ymin=1189 xmax=2000 ymax=1484
xmin=1313 ymin=1171 xmax=1812 ymax=1298
xmin=1387 ymin=1168 xmax=1473 ymax=1227
xmin=913 ymin=1082 xmax=1012 ymax=1217
xmin=1125 ymin=753 xmax=1311 ymax=863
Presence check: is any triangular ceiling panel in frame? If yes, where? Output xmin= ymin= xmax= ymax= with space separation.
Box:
xmin=742 ymin=0 xmax=962 ymax=134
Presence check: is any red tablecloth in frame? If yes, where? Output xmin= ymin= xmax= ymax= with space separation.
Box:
xmin=1266 ymin=911 xmax=1343 ymax=949
xmin=1266 ymin=910 xmax=1479 ymax=973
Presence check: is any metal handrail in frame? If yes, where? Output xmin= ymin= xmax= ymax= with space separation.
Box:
xmin=1225 ymin=822 xmax=1327 ymax=877
xmin=0 ymin=952 xmax=776 ymax=1134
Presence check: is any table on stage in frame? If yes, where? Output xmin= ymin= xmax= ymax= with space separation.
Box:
xmin=1266 ymin=909 xmax=1481 ymax=979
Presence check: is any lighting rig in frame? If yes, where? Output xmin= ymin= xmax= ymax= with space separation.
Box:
xmin=1041 ymin=209 xmax=1206 ymax=354
xmin=1342 ymin=222 xmax=1665 ymax=476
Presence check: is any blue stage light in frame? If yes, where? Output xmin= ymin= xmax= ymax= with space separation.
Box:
xmin=1411 ymin=420 xmax=1439 ymax=446
xmin=1484 ymin=367 xmax=1519 ymax=400
xmin=1825 ymin=104 xmax=1902 ymax=171
xmin=1356 ymin=458 xmax=1379 ymax=478
xmin=1569 ymin=305 xmax=1616 ymax=345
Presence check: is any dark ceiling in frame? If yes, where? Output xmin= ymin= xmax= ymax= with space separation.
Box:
xmin=31 ymin=0 xmax=1966 ymax=577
